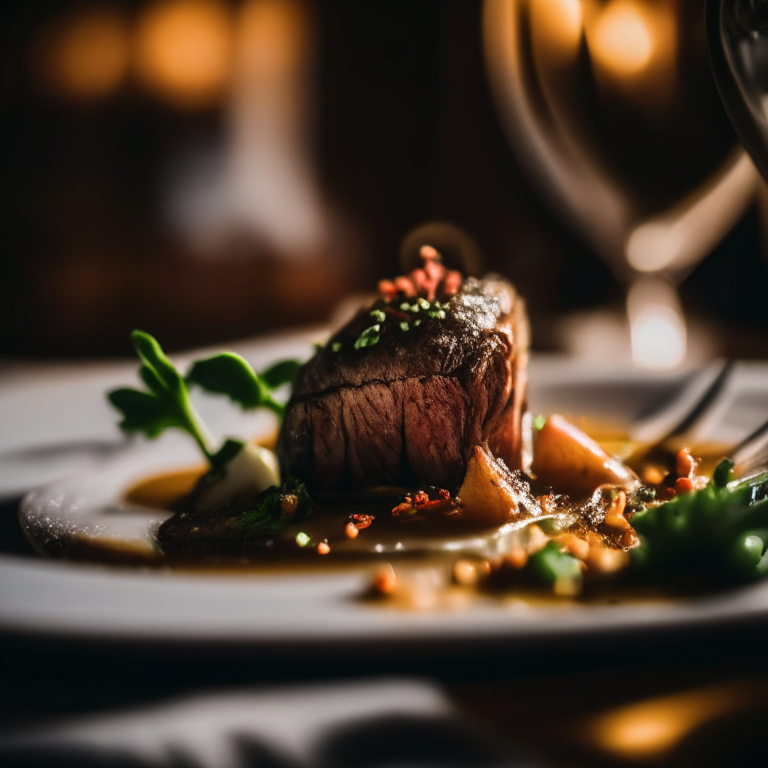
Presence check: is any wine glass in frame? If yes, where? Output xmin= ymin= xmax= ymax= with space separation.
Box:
xmin=483 ymin=0 xmax=760 ymax=368
xmin=707 ymin=0 xmax=768 ymax=180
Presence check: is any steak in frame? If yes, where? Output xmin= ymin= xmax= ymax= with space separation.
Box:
xmin=277 ymin=256 xmax=529 ymax=492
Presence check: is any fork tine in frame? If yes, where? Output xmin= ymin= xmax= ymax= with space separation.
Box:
xmin=661 ymin=359 xmax=735 ymax=440
xmin=631 ymin=359 xmax=735 ymax=444
xmin=730 ymin=418 xmax=768 ymax=480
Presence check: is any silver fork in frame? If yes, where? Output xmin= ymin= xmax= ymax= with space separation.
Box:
xmin=626 ymin=360 xmax=736 ymax=473
xmin=730 ymin=419 xmax=768 ymax=483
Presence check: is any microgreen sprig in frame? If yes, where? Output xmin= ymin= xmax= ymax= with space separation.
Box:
xmin=109 ymin=330 xmax=216 ymax=461
xmin=108 ymin=330 xmax=300 ymax=467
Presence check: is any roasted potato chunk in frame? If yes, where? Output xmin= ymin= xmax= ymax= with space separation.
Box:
xmin=459 ymin=444 xmax=538 ymax=526
xmin=532 ymin=414 xmax=638 ymax=496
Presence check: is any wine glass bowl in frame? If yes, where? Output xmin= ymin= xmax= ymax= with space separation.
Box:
xmin=483 ymin=0 xmax=760 ymax=367
xmin=707 ymin=0 xmax=768 ymax=181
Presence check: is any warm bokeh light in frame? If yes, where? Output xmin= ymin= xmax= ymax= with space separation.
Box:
xmin=237 ymin=0 xmax=308 ymax=79
xmin=590 ymin=0 xmax=653 ymax=76
xmin=590 ymin=683 xmax=757 ymax=759
xmin=135 ymin=0 xmax=233 ymax=108
xmin=530 ymin=0 xmax=584 ymax=54
xmin=626 ymin=220 xmax=683 ymax=273
xmin=627 ymin=278 xmax=686 ymax=370
xmin=40 ymin=10 xmax=130 ymax=99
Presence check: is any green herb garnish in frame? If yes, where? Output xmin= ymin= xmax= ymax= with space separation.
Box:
xmin=186 ymin=352 xmax=284 ymax=416
xmin=108 ymin=330 xmax=216 ymax=461
xmin=232 ymin=477 xmax=312 ymax=537
xmin=354 ymin=324 xmax=381 ymax=349
xmin=108 ymin=330 xmax=299 ymax=465
xmin=370 ymin=308 xmax=387 ymax=323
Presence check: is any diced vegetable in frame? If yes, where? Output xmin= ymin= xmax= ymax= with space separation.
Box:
xmin=458 ymin=444 xmax=537 ymax=526
xmin=528 ymin=541 xmax=583 ymax=595
xmin=532 ymin=414 xmax=638 ymax=496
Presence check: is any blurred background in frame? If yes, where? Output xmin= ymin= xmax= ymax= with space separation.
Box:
xmin=3 ymin=0 xmax=767 ymax=363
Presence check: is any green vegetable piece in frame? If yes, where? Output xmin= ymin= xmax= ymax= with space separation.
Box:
xmin=417 ymin=298 xmax=430 ymax=310
xmin=730 ymin=533 xmax=766 ymax=579
xmin=260 ymin=359 xmax=302 ymax=390
xmin=532 ymin=414 xmax=546 ymax=431
xmin=331 ymin=342 xmax=342 ymax=353
xmin=232 ymin=477 xmax=313 ymax=538
xmin=758 ymin=548 xmax=768 ymax=576
xmin=399 ymin=322 xmax=410 ymax=332
xmin=713 ymin=458 xmax=735 ymax=488
xmin=528 ymin=542 xmax=582 ymax=588
xmin=296 ymin=532 xmax=310 ymax=547
xmin=632 ymin=470 xmax=768 ymax=584
xmin=400 ymin=302 xmax=411 ymax=312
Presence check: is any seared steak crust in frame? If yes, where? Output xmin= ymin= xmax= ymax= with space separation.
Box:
xmin=278 ymin=276 xmax=529 ymax=491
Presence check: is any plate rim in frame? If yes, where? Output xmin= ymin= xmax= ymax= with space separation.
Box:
xmin=4 ymin=356 xmax=768 ymax=648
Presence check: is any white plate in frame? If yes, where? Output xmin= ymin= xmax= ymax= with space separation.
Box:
xmin=2 ymin=334 xmax=768 ymax=648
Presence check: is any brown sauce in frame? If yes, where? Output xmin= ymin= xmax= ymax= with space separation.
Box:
xmin=100 ymin=431 xmax=735 ymax=608
xmin=124 ymin=466 xmax=207 ymax=509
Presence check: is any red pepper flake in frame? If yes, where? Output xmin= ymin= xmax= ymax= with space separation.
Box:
xmin=416 ymin=499 xmax=457 ymax=514
xmin=437 ymin=488 xmax=451 ymax=500
xmin=675 ymin=477 xmax=695 ymax=495
xmin=378 ymin=280 xmax=398 ymax=302
xmin=384 ymin=306 xmax=412 ymax=322
xmin=317 ymin=541 xmax=331 ymax=555
xmin=351 ymin=513 xmax=375 ymax=529
xmin=377 ymin=246 xmax=463 ymax=304
xmin=442 ymin=270 xmax=462 ymax=297
xmin=391 ymin=502 xmax=416 ymax=517
xmin=345 ymin=522 xmax=359 ymax=539
xmin=424 ymin=255 xmax=443 ymax=282
xmin=413 ymin=490 xmax=430 ymax=506
xmin=394 ymin=276 xmax=416 ymax=297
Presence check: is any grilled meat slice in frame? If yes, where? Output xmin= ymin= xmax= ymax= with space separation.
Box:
xmin=278 ymin=271 xmax=529 ymax=492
